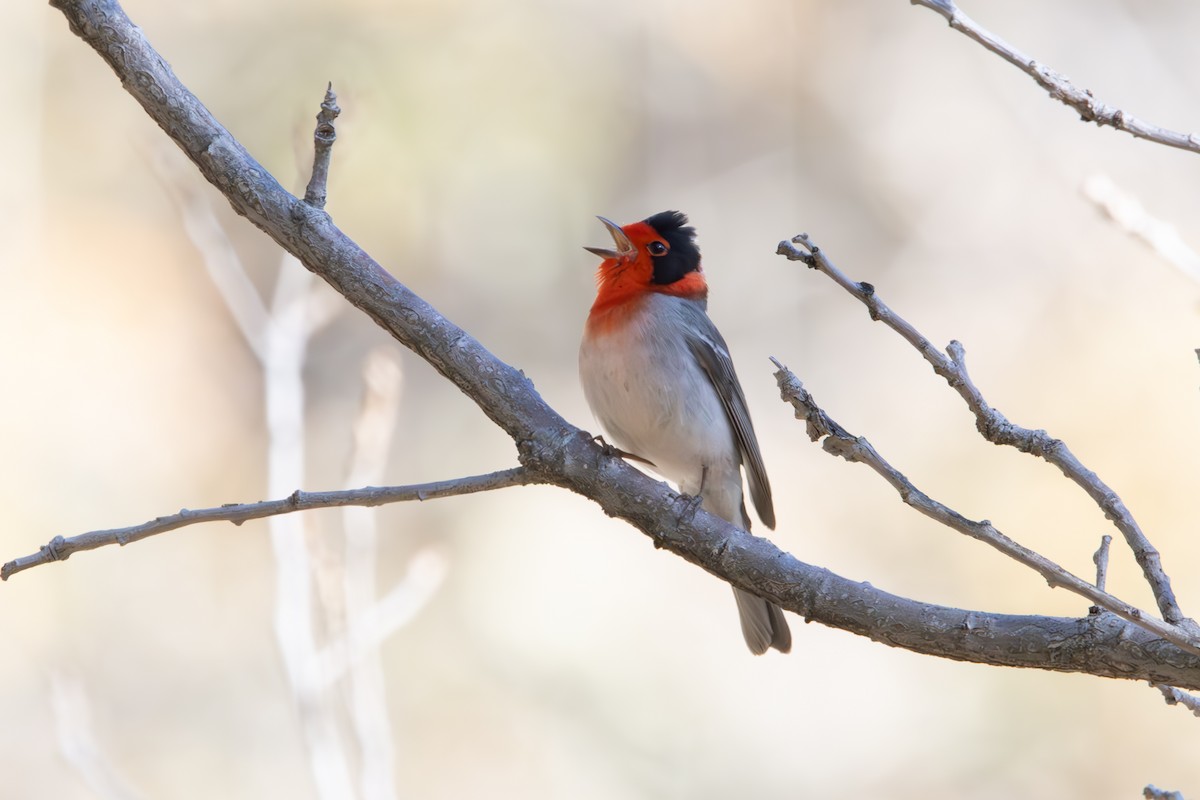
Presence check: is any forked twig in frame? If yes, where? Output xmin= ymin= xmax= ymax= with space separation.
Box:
xmin=777 ymin=233 xmax=1188 ymax=627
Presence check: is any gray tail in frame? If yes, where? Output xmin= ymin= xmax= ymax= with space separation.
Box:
xmin=733 ymin=587 xmax=792 ymax=655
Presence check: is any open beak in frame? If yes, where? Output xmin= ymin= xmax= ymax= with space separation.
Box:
xmin=583 ymin=216 xmax=635 ymax=260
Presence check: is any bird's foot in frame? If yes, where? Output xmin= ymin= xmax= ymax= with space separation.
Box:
xmin=591 ymin=435 xmax=656 ymax=467
xmin=674 ymin=464 xmax=708 ymax=526
xmin=675 ymin=491 xmax=704 ymax=525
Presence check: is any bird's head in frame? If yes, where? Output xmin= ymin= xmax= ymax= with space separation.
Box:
xmin=585 ymin=211 xmax=706 ymax=309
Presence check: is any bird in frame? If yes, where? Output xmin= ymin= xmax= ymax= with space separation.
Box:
xmin=578 ymin=210 xmax=791 ymax=654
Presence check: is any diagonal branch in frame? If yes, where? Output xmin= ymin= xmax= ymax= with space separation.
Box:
xmin=48 ymin=0 xmax=559 ymax=447
xmin=777 ymin=233 xmax=1188 ymax=627
xmin=1 ymin=469 xmax=533 ymax=580
xmin=910 ymin=0 xmax=1200 ymax=155
xmin=771 ymin=360 xmax=1200 ymax=657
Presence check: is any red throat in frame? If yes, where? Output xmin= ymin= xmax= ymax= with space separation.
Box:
xmin=590 ymin=260 xmax=708 ymax=314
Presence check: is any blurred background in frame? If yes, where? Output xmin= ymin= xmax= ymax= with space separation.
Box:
xmin=4 ymin=0 xmax=1200 ymax=797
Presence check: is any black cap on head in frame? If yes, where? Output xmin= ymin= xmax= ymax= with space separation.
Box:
xmin=644 ymin=210 xmax=701 ymax=285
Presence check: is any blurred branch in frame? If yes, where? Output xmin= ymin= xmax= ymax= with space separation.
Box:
xmin=320 ymin=549 xmax=447 ymax=691
xmin=50 ymin=672 xmax=148 ymax=800
xmin=770 ymin=360 xmax=1198 ymax=657
xmin=160 ymin=106 xmax=359 ymax=795
xmin=777 ymin=233 xmax=1188 ymax=628
xmin=1082 ymin=173 xmax=1200 ymax=284
xmin=257 ymin=248 xmax=352 ymax=800
xmin=1151 ymin=683 xmax=1200 ymax=719
xmin=333 ymin=347 xmax=435 ymax=800
xmin=1 ymin=469 xmax=532 ymax=580
xmin=911 ymin=0 xmax=1200 ymax=155
xmin=338 ymin=348 xmax=401 ymax=800
xmin=25 ymin=0 xmax=1200 ymax=693
xmin=152 ymin=146 xmax=270 ymax=359
xmin=1145 ymin=786 xmax=1186 ymax=800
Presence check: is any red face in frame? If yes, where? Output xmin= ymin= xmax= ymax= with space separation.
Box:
xmin=586 ymin=213 xmax=707 ymax=314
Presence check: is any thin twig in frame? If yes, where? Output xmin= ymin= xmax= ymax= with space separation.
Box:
xmin=303 ymin=83 xmax=339 ymax=209
xmin=910 ymin=0 xmax=1200 ymax=155
xmin=1089 ymin=534 xmax=1112 ymax=615
xmin=1093 ymin=535 xmax=1112 ymax=593
xmin=1151 ymin=683 xmax=1200 ymax=719
xmin=771 ymin=360 xmax=1200 ymax=658
xmin=1 ymin=469 xmax=533 ymax=580
xmin=777 ymin=233 xmax=1188 ymax=627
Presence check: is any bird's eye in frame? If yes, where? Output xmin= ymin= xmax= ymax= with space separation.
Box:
xmin=647 ymin=241 xmax=668 ymax=256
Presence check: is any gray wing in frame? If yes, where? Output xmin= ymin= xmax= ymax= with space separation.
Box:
xmin=679 ymin=302 xmax=776 ymax=530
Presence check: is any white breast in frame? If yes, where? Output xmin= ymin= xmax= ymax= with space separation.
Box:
xmin=578 ymin=294 xmax=742 ymax=505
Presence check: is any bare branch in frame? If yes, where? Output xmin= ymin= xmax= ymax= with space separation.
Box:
xmin=30 ymin=0 xmax=1200 ymax=693
xmin=1151 ymin=683 xmax=1200 ymax=719
xmin=319 ymin=549 xmax=447 ymax=692
xmin=777 ymin=233 xmax=1188 ymax=627
xmin=771 ymin=360 xmax=1200 ymax=658
xmin=1 ymin=469 xmax=533 ymax=580
xmin=910 ymin=0 xmax=1200 ymax=155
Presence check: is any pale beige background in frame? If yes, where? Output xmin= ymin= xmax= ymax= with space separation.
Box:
xmin=3 ymin=1 xmax=1200 ymax=798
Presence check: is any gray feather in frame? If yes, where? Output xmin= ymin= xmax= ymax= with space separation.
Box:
xmin=679 ymin=302 xmax=776 ymax=530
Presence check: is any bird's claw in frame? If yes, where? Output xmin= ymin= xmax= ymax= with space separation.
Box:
xmin=591 ymin=435 xmax=656 ymax=467
xmin=676 ymin=492 xmax=704 ymax=524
